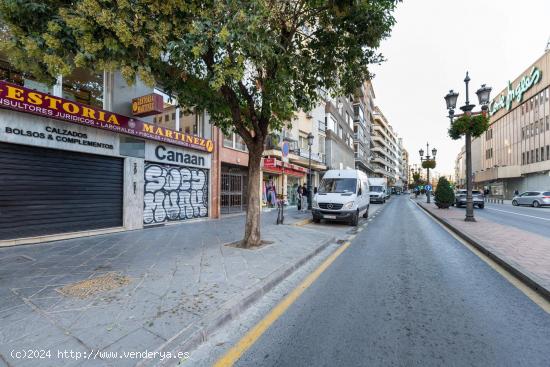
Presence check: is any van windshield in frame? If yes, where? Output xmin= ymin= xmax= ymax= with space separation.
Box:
xmin=318 ymin=178 xmax=356 ymax=194
xmin=370 ymin=186 xmax=383 ymax=192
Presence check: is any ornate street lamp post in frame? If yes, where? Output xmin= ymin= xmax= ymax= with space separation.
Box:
xmin=444 ymin=73 xmax=491 ymax=222
xmin=307 ymin=132 xmax=314 ymax=210
xmin=419 ymin=143 xmax=437 ymax=203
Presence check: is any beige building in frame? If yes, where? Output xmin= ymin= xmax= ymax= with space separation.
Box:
xmin=474 ymin=50 xmax=550 ymax=198
xmin=372 ymin=107 xmax=401 ymax=189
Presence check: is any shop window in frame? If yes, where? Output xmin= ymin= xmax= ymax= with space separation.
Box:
xmin=63 ymin=68 xmax=103 ymax=107
xmin=120 ymin=136 xmax=145 ymax=158
xmin=223 ymin=133 xmax=234 ymax=148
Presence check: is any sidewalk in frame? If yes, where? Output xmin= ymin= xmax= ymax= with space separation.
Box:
xmin=0 ymin=209 xmax=334 ymax=367
xmin=413 ymin=197 xmax=550 ymax=300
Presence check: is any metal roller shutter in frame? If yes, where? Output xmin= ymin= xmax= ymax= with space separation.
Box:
xmin=0 ymin=142 xmax=123 ymax=240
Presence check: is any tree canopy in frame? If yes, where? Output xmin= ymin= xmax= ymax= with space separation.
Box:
xmin=0 ymin=0 xmax=398 ymax=143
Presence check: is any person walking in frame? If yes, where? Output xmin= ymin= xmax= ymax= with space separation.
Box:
xmin=513 ymin=189 xmax=519 ymax=196
xmin=301 ymin=184 xmax=308 ymax=212
xmin=296 ymin=185 xmax=303 ymax=210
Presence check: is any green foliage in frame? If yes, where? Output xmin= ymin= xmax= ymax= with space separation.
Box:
xmin=448 ymin=114 xmax=490 ymax=140
xmin=0 ymin=0 xmax=399 ymax=147
xmin=434 ymin=176 xmax=454 ymax=208
xmin=421 ymin=159 xmax=436 ymax=169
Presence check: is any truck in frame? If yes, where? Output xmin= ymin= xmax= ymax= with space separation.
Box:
xmin=368 ymin=177 xmax=388 ymax=203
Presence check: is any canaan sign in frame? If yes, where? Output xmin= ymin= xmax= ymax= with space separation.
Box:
xmin=0 ymin=81 xmax=214 ymax=153
xmin=489 ymin=67 xmax=542 ymax=116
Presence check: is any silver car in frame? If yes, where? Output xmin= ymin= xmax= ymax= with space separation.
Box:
xmin=512 ymin=191 xmax=550 ymax=208
xmin=455 ymin=189 xmax=485 ymax=208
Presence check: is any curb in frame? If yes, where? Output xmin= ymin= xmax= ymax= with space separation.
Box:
xmin=293 ymin=218 xmax=313 ymax=227
xmin=414 ymin=200 xmax=550 ymax=302
xmin=145 ymin=234 xmax=336 ymax=367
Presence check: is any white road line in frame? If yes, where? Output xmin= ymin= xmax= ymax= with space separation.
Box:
xmin=485 ymin=207 xmax=550 ymax=221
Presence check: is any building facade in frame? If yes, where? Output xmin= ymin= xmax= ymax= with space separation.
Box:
xmin=0 ymin=61 xmax=214 ymax=245
xmin=454 ymin=145 xmax=466 ymax=188
xmin=474 ymin=50 xmax=550 ymax=198
xmin=371 ymin=106 xmax=401 ymax=188
xmin=353 ymin=80 xmax=375 ymax=175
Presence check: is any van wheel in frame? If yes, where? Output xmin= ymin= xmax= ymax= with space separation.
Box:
xmin=350 ymin=211 xmax=359 ymax=226
xmin=363 ymin=208 xmax=369 ymax=218
xmin=313 ymin=216 xmax=320 ymax=223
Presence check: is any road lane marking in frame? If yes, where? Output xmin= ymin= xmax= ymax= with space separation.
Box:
xmin=485 ymin=207 xmax=550 ymax=221
xmin=417 ymin=206 xmax=550 ymax=314
xmin=213 ymin=241 xmax=352 ymax=367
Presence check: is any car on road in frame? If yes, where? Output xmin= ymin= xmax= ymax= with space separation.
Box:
xmin=454 ymin=189 xmax=485 ymax=209
xmin=512 ymin=191 xmax=550 ymax=207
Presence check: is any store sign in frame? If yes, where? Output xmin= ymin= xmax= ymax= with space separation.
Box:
xmin=262 ymin=157 xmax=308 ymax=176
xmin=145 ymin=142 xmax=210 ymax=168
xmin=131 ymin=93 xmax=163 ymax=117
xmin=3 ymin=125 xmax=114 ymax=150
xmin=489 ymin=67 xmax=542 ymax=116
xmin=0 ymin=81 xmax=214 ymax=152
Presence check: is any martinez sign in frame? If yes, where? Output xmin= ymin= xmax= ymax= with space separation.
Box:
xmin=0 ymin=80 xmax=214 ymax=153
xmin=489 ymin=67 xmax=542 ymax=116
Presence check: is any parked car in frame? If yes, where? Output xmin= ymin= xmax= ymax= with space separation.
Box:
xmin=512 ymin=191 xmax=550 ymax=208
xmin=454 ymin=189 xmax=484 ymax=209
xmin=312 ymin=169 xmax=370 ymax=226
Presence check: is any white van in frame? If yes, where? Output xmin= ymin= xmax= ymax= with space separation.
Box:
xmin=368 ymin=177 xmax=388 ymax=203
xmin=312 ymin=169 xmax=370 ymax=226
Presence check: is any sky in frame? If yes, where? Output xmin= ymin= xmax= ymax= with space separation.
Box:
xmin=370 ymin=0 xmax=550 ymax=177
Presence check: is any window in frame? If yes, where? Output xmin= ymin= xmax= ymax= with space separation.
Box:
xmin=486 ymin=129 xmax=493 ymax=140
xmin=485 ymin=148 xmax=493 ymax=159
xmin=546 ymin=116 xmax=549 ymax=131
xmin=223 ymin=133 xmax=234 ymax=148
xmin=536 ymin=149 xmax=539 ymax=162
xmin=299 ymin=134 xmax=309 ymax=150
xmin=172 ymin=112 xmax=176 ymax=121
xmin=547 ymin=145 xmax=550 ymax=161
xmin=318 ymin=136 xmax=325 ymax=154
xmin=541 ymin=148 xmax=545 ymax=161
xmin=521 ymin=127 xmax=525 ymax=139
xmin=62 ymin=68 xmax=104 ymax=108
xmin=522 ymin=152 xmax=525 ymax=165
xmin=164 ymin=114 xmax=169 ymax=122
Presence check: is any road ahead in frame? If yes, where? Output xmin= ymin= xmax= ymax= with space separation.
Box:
xmin=231 ymin=196 xmax=550 ymax=367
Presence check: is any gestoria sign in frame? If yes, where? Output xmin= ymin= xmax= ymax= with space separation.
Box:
xmin=0 ymin=81 xmax=214 ymax=153
xmin=489 ymin=67 xmax=542 ymax=116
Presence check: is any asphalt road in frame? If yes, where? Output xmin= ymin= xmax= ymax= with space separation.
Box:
xmin=455 ymin=202 xmax=550 ymax=238
xmin=232 ymin=196 xmax=550 ymax=367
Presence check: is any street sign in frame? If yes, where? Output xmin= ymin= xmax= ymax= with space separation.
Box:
xmin=281 ymin=141 xmax=289 ymax=163
xmin=425 ymin=184 xmax=432 ymax=191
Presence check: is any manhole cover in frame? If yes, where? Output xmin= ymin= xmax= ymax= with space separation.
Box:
xmin=0 ymin=255 xmax=35 ymax=265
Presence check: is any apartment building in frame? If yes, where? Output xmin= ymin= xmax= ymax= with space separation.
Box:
xmin=474 ymin=50 xmax=550 ymax=198
xmin=353 ymin=80 xmax=375 ymax=175
xmin=372 ymin=106 xmax=401 ymax=188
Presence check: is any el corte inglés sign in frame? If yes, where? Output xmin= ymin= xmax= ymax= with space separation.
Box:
xmin=489 ymin=67 xmax=542 ymax=116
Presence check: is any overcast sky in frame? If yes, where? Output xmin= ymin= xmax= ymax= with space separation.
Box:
xmin=371 ymin=0 xmax=550 ymax=177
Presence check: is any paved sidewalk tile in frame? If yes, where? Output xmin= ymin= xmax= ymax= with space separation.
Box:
xmin=0 ymin=209 xmax=333 ymax=367
xmin=415 ymin=198 xmax=550 ymax=294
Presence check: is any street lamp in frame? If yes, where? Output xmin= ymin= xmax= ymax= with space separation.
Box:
xmin=419 ymin=142 xmax=436 ymax=203
xmin=444 ymin=73 xmax=491 ymax=222
xmin=307 ymin=132 xmax=314 ymax=210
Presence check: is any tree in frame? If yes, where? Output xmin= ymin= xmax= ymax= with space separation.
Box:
xmin=0 ymin=0 xmax=398 ymax=247
xmin=434 ymin=176 xmax=454 ymax=209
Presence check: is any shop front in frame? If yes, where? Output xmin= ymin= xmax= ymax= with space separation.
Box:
xmin=143 ymin=143 xmax=210 ymax=225
xmin=261 ymin=157 xmax=307 ymax=207
xmin=0 ymin=80 xmax=213 ymax=244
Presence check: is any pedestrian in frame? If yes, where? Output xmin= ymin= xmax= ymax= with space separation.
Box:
xmin=314 ymin=187 xmax=318 ymax=195
xmin=301 ymin=184 xmax=308 ymax=212
xmin=513 ymin=189 xmax=519 ymax=196
xmin=296 ymin=185 xmax=303 ymax=210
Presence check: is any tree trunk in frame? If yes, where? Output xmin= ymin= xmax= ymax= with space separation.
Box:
xmin=241 ymin=142 xmax=264 ymax=248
